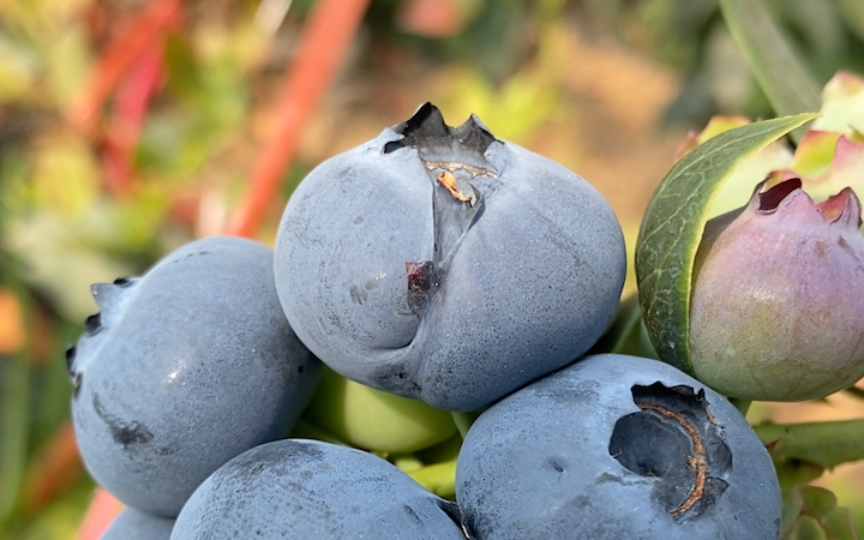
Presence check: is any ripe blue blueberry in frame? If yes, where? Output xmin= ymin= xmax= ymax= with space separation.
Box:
xmin=274 ymin=103 xmax=626 ymax=411
xmin=456 ymin=354 xmax=782 ymax=540
xmin=101 ymin=508 xmax=174 ymax=540
xmin=69 ymin=236 xmax=321 ymax=517
xmin=170 ymin=439 xmax=467 ymax=539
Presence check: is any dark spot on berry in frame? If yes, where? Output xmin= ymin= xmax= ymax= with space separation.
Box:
xmin=405 ymin=260 xmax=436 ymax=314
xmin=548 ymin=458 xmax=565 ymax=473
xmin=92 ymin=393 xmax=157 ymax=448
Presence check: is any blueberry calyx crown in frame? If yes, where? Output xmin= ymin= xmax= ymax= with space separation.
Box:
xmin=383 ymin=102 xmax=498 ymax=179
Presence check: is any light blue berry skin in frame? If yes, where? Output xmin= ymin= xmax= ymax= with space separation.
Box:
xmin=456 ymin=354 xmax=782 ymax=540
xmin=69 ymin=237 xmax=321 ymax=517
xmin=170 ymin=439 xmax=467 ymax=540
xmin=274 ymin=104 xmax=626 ymax=412
xmin=101 ymin=508 xmax=174 ymax=540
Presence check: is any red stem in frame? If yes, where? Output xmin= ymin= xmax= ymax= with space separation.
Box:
xmin=67 ymin=0 xmax=181 ymax=131
xmin=76 ymin=2 xmax=372 ymax=536
xmin=101 ymin=38 xmax=166 ymax=197
xmin=224 ymin=0 xmax=372 ymax=238
xmin=22 ymin=421 xmax=83 ymax=516
xmin=78 ymin=488 xmax=123 ymax=540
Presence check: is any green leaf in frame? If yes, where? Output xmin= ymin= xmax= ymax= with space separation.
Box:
xmin=450 ymin=410 xmax=484 ymax=439
xmin=771 ymin=458 xmax=825 ymax=494
xmin=635 ymin=113 xmax=817 ymax=375
xmin=719 ymin=0 xmax=821 ymax=141
xmin=834 ymin=0 xmax=864 ymax=43
xmin=587 ymin=294 xmax=658 ymax=359
xmin=782 ymin=486 xmax=859 ymax=540
xmin=405 ymin=459 xmax=457 ymax=499
xmin=755 ymin=420 xmax=864 ymax=470
xmin=0 ymin=354 xmax=29 ymax=526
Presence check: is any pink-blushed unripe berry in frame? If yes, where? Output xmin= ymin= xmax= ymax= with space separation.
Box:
xmin=689 ymin=178 xmax=864 ymax=401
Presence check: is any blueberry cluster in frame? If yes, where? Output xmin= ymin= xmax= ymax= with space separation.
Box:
xmin=70 ymin=104 xmax=782 ymax=539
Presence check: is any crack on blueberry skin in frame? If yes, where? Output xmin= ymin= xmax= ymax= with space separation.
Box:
xmin=388 ymin=104 xmax=493 ymax=323
xmin=435 ymin=498 xmax=474 ymax=540
xmin=608 ymin=382 xmax=732 ymax=522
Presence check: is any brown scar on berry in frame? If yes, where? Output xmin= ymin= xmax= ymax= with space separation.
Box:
xmin=638 ymin=402 xmax=707 ymax=517
xmin=436 ymin=171 xmax=474 ymax=204
xmin=424 ymin=160 xmax=498 ymax=178
xmin=705 ymin=405 xmax=722 ymax=426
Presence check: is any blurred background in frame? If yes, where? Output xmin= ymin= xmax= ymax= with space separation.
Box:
xmin=1 ymin=0 xmax=864 ymax=538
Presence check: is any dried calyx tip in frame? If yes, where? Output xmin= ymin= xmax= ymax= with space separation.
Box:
xmin=757 ymin=179 xmax=802 ymax=212
xmin=65 ymin=345 xmax=76 ymax=374
xmin=383 ymin=102 xmax=497 ymax=158
xmin=818 ymin=187 xmax=863 ymax=228
xmin=758 ymin=178 xmax=864 ymax=228
xmin=85 ymin=313 xmax=102 ymax=335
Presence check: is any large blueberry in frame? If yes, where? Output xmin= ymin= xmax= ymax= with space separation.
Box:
xmin=101 ymin=508 xmax=174 ymax=540
xmin=274 ymin=103 xmax=626 ymax=411
xmin=69 ymin=237 xmax=321 ymax=517
xmin=170 ymin=439 xmax=467 ymax=539
xmin=456 ymin=354 xmax=782 ymax=540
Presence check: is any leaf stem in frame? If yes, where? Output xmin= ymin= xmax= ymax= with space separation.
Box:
xmin=754 ymin=419 xmax=864 ymax=469
xmin=67 ymin=0 xmax=182 ymax=131
xmin=719 ymin=0 xmax=821 ymax=141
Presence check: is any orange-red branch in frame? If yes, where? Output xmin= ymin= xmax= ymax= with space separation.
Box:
xmin=67 ymin=0 xmax=182 ymax=131
xmin=225 ymin=0 xmax=372 ymax=238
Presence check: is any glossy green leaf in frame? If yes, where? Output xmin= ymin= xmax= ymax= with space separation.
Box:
xmin=782 ymin=486 xmax=859 ymax=540
xmin=755 ymin=420 xmax=864 ymax=470
xmin=635 ymin=113 xmax=817 ymax=375
xmin=719 ymin=0 xmax=821 ymax=142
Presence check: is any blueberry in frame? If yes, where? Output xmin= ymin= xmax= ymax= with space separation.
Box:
xmin=70 ymin=236 xmax=321 ymax=517
xmin=274 ymin=103 xmax=626 ymax=411
xmin=456 ymin=354 xmax=781 ymax=540
xmin=101 ymin=508 xmax=174 ymax=540
xmin=170 ymin=439 xmax=467 ymax=539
